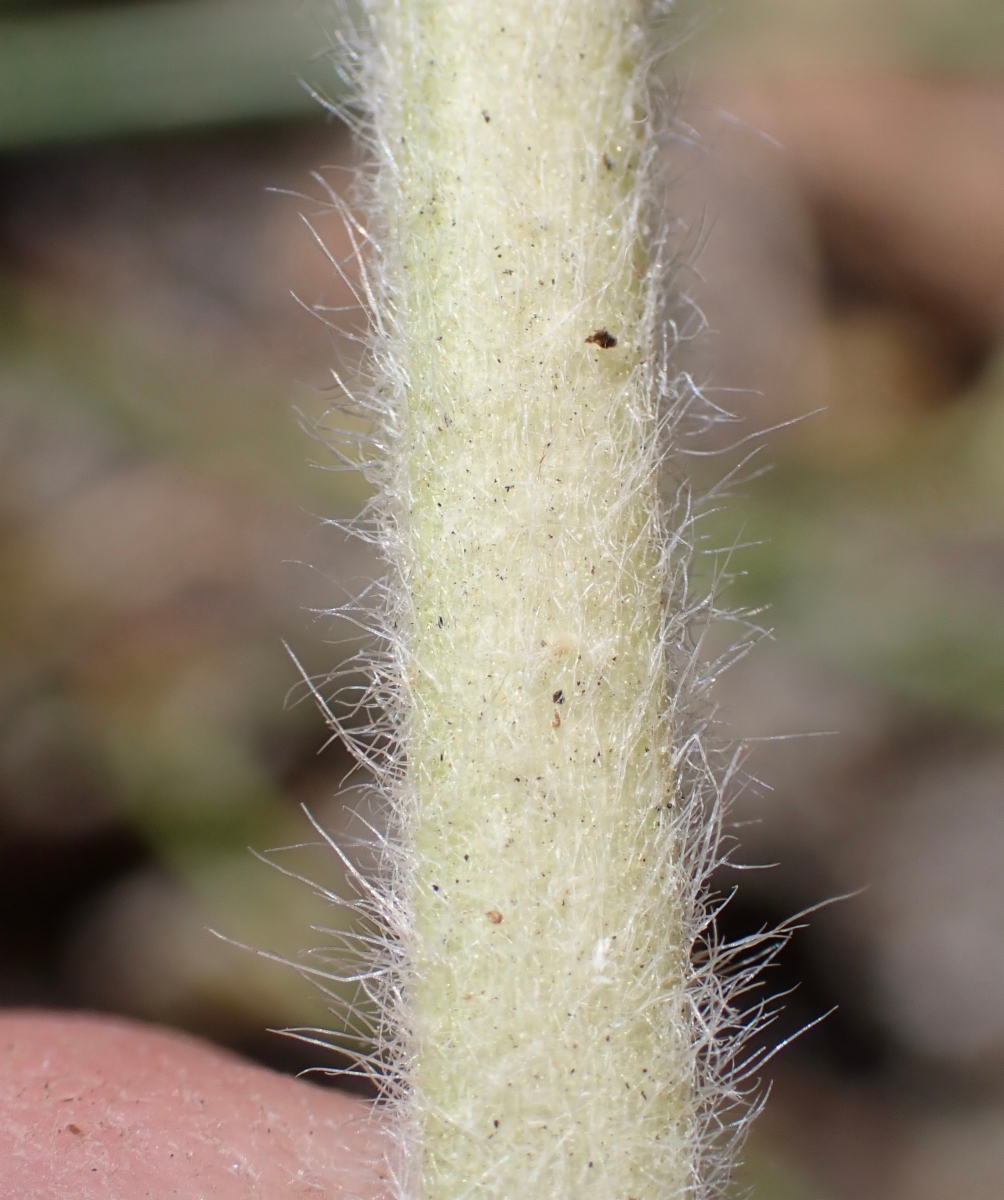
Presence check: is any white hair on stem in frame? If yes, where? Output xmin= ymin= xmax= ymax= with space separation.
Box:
xmin=268 ymin=2 xmax=785 ymax=1197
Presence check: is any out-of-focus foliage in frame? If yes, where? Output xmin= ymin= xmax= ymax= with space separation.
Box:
xmin=719 ymin=360 xmax=1004 ymax=728
xmin=0 ymin=0 xmax=342 ymax=149
xmin=0 ymin=123 xmax=375 ymax=1058
xmin=679 ymin=66 xmax=1004 ymax=1200
xmin=688 ymin=0 xmax=1004 ymax=73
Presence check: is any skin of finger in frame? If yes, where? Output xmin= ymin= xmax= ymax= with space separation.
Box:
xmin=0 ymin=1009 xmax=390 ymax=1199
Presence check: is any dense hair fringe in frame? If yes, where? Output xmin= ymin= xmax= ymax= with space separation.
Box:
xmin=260 ymin=4 xmax=784 ymax=1197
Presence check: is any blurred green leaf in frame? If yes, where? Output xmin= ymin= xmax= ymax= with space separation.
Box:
xmin=711 ymin=349 xmax=1004 ymax=729
xmin=690 ymin=0 xmax=1004 ymax=72
xmin=730 ymin=1138 xmax=826 ymax=1200
xmin=0 ymin=0 xmax=347 ymax=149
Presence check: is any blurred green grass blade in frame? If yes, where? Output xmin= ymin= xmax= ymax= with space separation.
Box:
xmin=0 ymin=0 xmax=347 ymax=149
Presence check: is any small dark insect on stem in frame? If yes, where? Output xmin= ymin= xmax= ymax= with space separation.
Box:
xmin=585 ymin=329 xmax=617 ymax=349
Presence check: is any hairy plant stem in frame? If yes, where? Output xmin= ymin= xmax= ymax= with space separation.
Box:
xmin=366 ymin=2 xmax=694 ymax=1195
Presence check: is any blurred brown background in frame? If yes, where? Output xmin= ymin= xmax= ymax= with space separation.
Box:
xmin=0 ymin=2 xmax=1002 ymax=1198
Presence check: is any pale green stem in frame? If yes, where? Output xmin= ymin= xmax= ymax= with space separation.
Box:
xmin=368 ymin=2 xmax=693 ymax=1196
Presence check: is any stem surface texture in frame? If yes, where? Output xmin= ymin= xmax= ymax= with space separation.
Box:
xmin=356 ymin=3 xmax=702 ymax=1197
